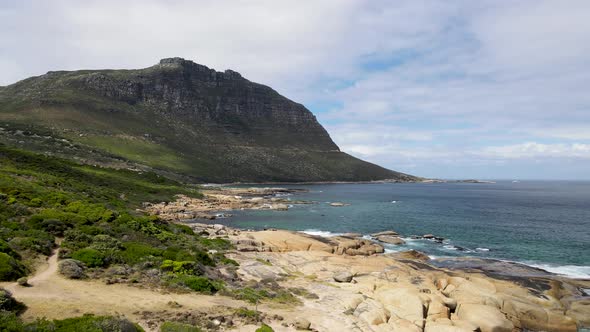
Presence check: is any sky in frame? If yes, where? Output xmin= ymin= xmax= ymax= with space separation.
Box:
xmin=1 ymin=0 xmax=589 ymax=179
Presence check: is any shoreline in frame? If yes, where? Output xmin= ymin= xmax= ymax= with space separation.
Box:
xmin=150 ymin=186 xmax=590 ymax=281
xmin=3 ymin=186 xmax=589 ymax=331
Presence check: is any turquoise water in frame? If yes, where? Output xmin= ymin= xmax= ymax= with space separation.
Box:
xmin=210 ymin=181 xmax=590 ymax=278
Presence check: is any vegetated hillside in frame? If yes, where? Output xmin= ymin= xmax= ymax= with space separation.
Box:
xmin=0 ymin=58 xmax=416 ymax=183
xmin=0 ymin=145 xmax=305 ymax=331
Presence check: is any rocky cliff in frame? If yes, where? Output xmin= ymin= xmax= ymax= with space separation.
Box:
xmin=0 ymin=58 xmax=415 ymax=183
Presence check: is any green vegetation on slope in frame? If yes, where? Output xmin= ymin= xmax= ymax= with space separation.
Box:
xmin=0 ymin=144 xmax=239 ymax=292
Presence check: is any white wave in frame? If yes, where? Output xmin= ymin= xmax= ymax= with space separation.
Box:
xmin=476 ymin=247 xmax=490 ymax=252
xmin=391 ymin=200 xmax=397 ymax=203
xmin=300 ymin=229 xmax=343 ymax=237
xmin=524 ymin=263 xmax=590 ymax=279
xmin=443 ymin=245 xmax=458 ymax=251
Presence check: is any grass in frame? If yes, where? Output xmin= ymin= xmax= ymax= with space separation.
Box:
xmin=78 ymin=135 xmax=193 ymax=173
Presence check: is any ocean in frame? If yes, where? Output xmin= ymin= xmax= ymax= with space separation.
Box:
xmin=210 ymin=181 xmax=590 ymax=279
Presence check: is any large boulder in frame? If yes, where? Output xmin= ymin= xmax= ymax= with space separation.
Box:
xmin=455 ymin=303 xmax=514 ymax=332
xmin=58 ymin=259 xmax=86 ymax=279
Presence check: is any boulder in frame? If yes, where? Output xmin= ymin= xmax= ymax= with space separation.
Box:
xmin=333 ymin=271 xmax=354 ymax=283
xmin=293 ymin=317 xmax=311 ymax=330
xmin=423 ymin=234 xmax=435 ymax=239
xmin=455 ymin=303 xmax=514 ymax=332
xmin=376 ymin=235 xmax=405 ymax=245
xmin=58 ymin=259 xmax=86 ymax=279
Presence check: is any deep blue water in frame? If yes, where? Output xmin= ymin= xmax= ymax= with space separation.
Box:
xmin=210 ymin=181 xmax=590 ymax=278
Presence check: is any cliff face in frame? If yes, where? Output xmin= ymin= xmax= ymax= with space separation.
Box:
xmin=0 ymin=58 xmax=416 ymax=183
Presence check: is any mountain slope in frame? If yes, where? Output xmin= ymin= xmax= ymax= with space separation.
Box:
xmin=0 ymin=58 xmax=415 ymax=183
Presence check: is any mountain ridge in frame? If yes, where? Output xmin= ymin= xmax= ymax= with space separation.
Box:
xmin=0 ymin=58 xmax=417 ymax=183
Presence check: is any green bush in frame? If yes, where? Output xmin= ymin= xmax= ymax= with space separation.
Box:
xmin=160 ymin=260 xmax=200 ymax=275
xmin=255 ymin=324 xmax=274 ymax=332
xmin=29 ymin=198 xmax=42 ymax=207
xmin=62 ymin=229 xmax=93 ymax=250
xmin=160 ymin=321 xmax=202 ymax=332
xmin=72 ymin=248 xmax=105 ymax=268
xmin=8 ymin=234 xmax=53 ymax=256
xmin=171 ymin=276 xmax=223 ymax=294
xmin=118 ymin=242 xmax=162 ymax=265
xmin=0 ymin=239 xmax=18 ymax=258
xmin=0 ymin=288 xmax=26 ymax=313
xmin=90 ymin=234 xmax=122 ymax=252
xmin=0 ymin=252 xmax=27 ymax=281
xmin=162 ymin=247 xmax=194 ymax=262
xmin=194 ymin=250 xmax=214 ymax=266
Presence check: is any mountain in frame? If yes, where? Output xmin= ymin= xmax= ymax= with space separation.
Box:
xmin=0 ymin=57 xmax=416 ymax=183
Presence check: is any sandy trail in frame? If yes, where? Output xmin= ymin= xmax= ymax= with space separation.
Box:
xmin=0 ymin=250 xmax=261 ymax=331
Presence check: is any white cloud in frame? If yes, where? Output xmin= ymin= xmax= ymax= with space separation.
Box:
xmin=478 ymin=142 xmax=590 ymax=159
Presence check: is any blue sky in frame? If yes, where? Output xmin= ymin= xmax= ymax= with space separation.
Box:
xmin=1 ymin=0 xmax=589 ymax=179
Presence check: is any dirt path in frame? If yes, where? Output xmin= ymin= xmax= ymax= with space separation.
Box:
xmin=0 ymin=250 xmax=267 ymax=331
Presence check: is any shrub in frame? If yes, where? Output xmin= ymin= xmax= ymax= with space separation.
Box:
xmin=234 ymin=307 xmax=259 ymax=319
xmin=118 ymin=242 xmax=162 ymax=265
xmin=171 ymin=276 xmax=223 ymax=294
xmin=90 ymin=234 xmax=122 ymax=252
xmin=29 ymin=314 xmax=145 ymax=332
xmin=0 ymin=288 xmax=26 ymax=313
xmin=40 ymin=218 xmax=70 ymax=236
xmin=162 ymin=247 xmax=193 ymax=262
xmin=0 ymin=252 xmax=27 ymax=281
xmin=160 ymin=321 xmax=202 ymax=332
xmin=160 ymin=260 xmax=201 ymax=275
xmin=194 ymin=251 xmax=214 ymax=266
xmin=62 ymin=229 xmax=93 ymax=250
xmin=71 ymin=248 xmax=105 ymax=268
xmin=0 ymin=239 xmax=18 ymax=258
xmin=8 ymin=234 xmax=54 ymax=256
xmin=198 ymin=238 xmax=231 ymax=251
xmin=255 ymin=324 xmax=274 ymax=332
xmin=29 ymin=198 xmax=42 ymax=207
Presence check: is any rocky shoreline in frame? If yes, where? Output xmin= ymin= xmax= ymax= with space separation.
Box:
xmin=147 ymin=187 xmax=590 ymax=332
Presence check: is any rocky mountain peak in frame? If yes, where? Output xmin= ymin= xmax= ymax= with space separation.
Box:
xmin=158 ymin=57 xmax=243 ymax=80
